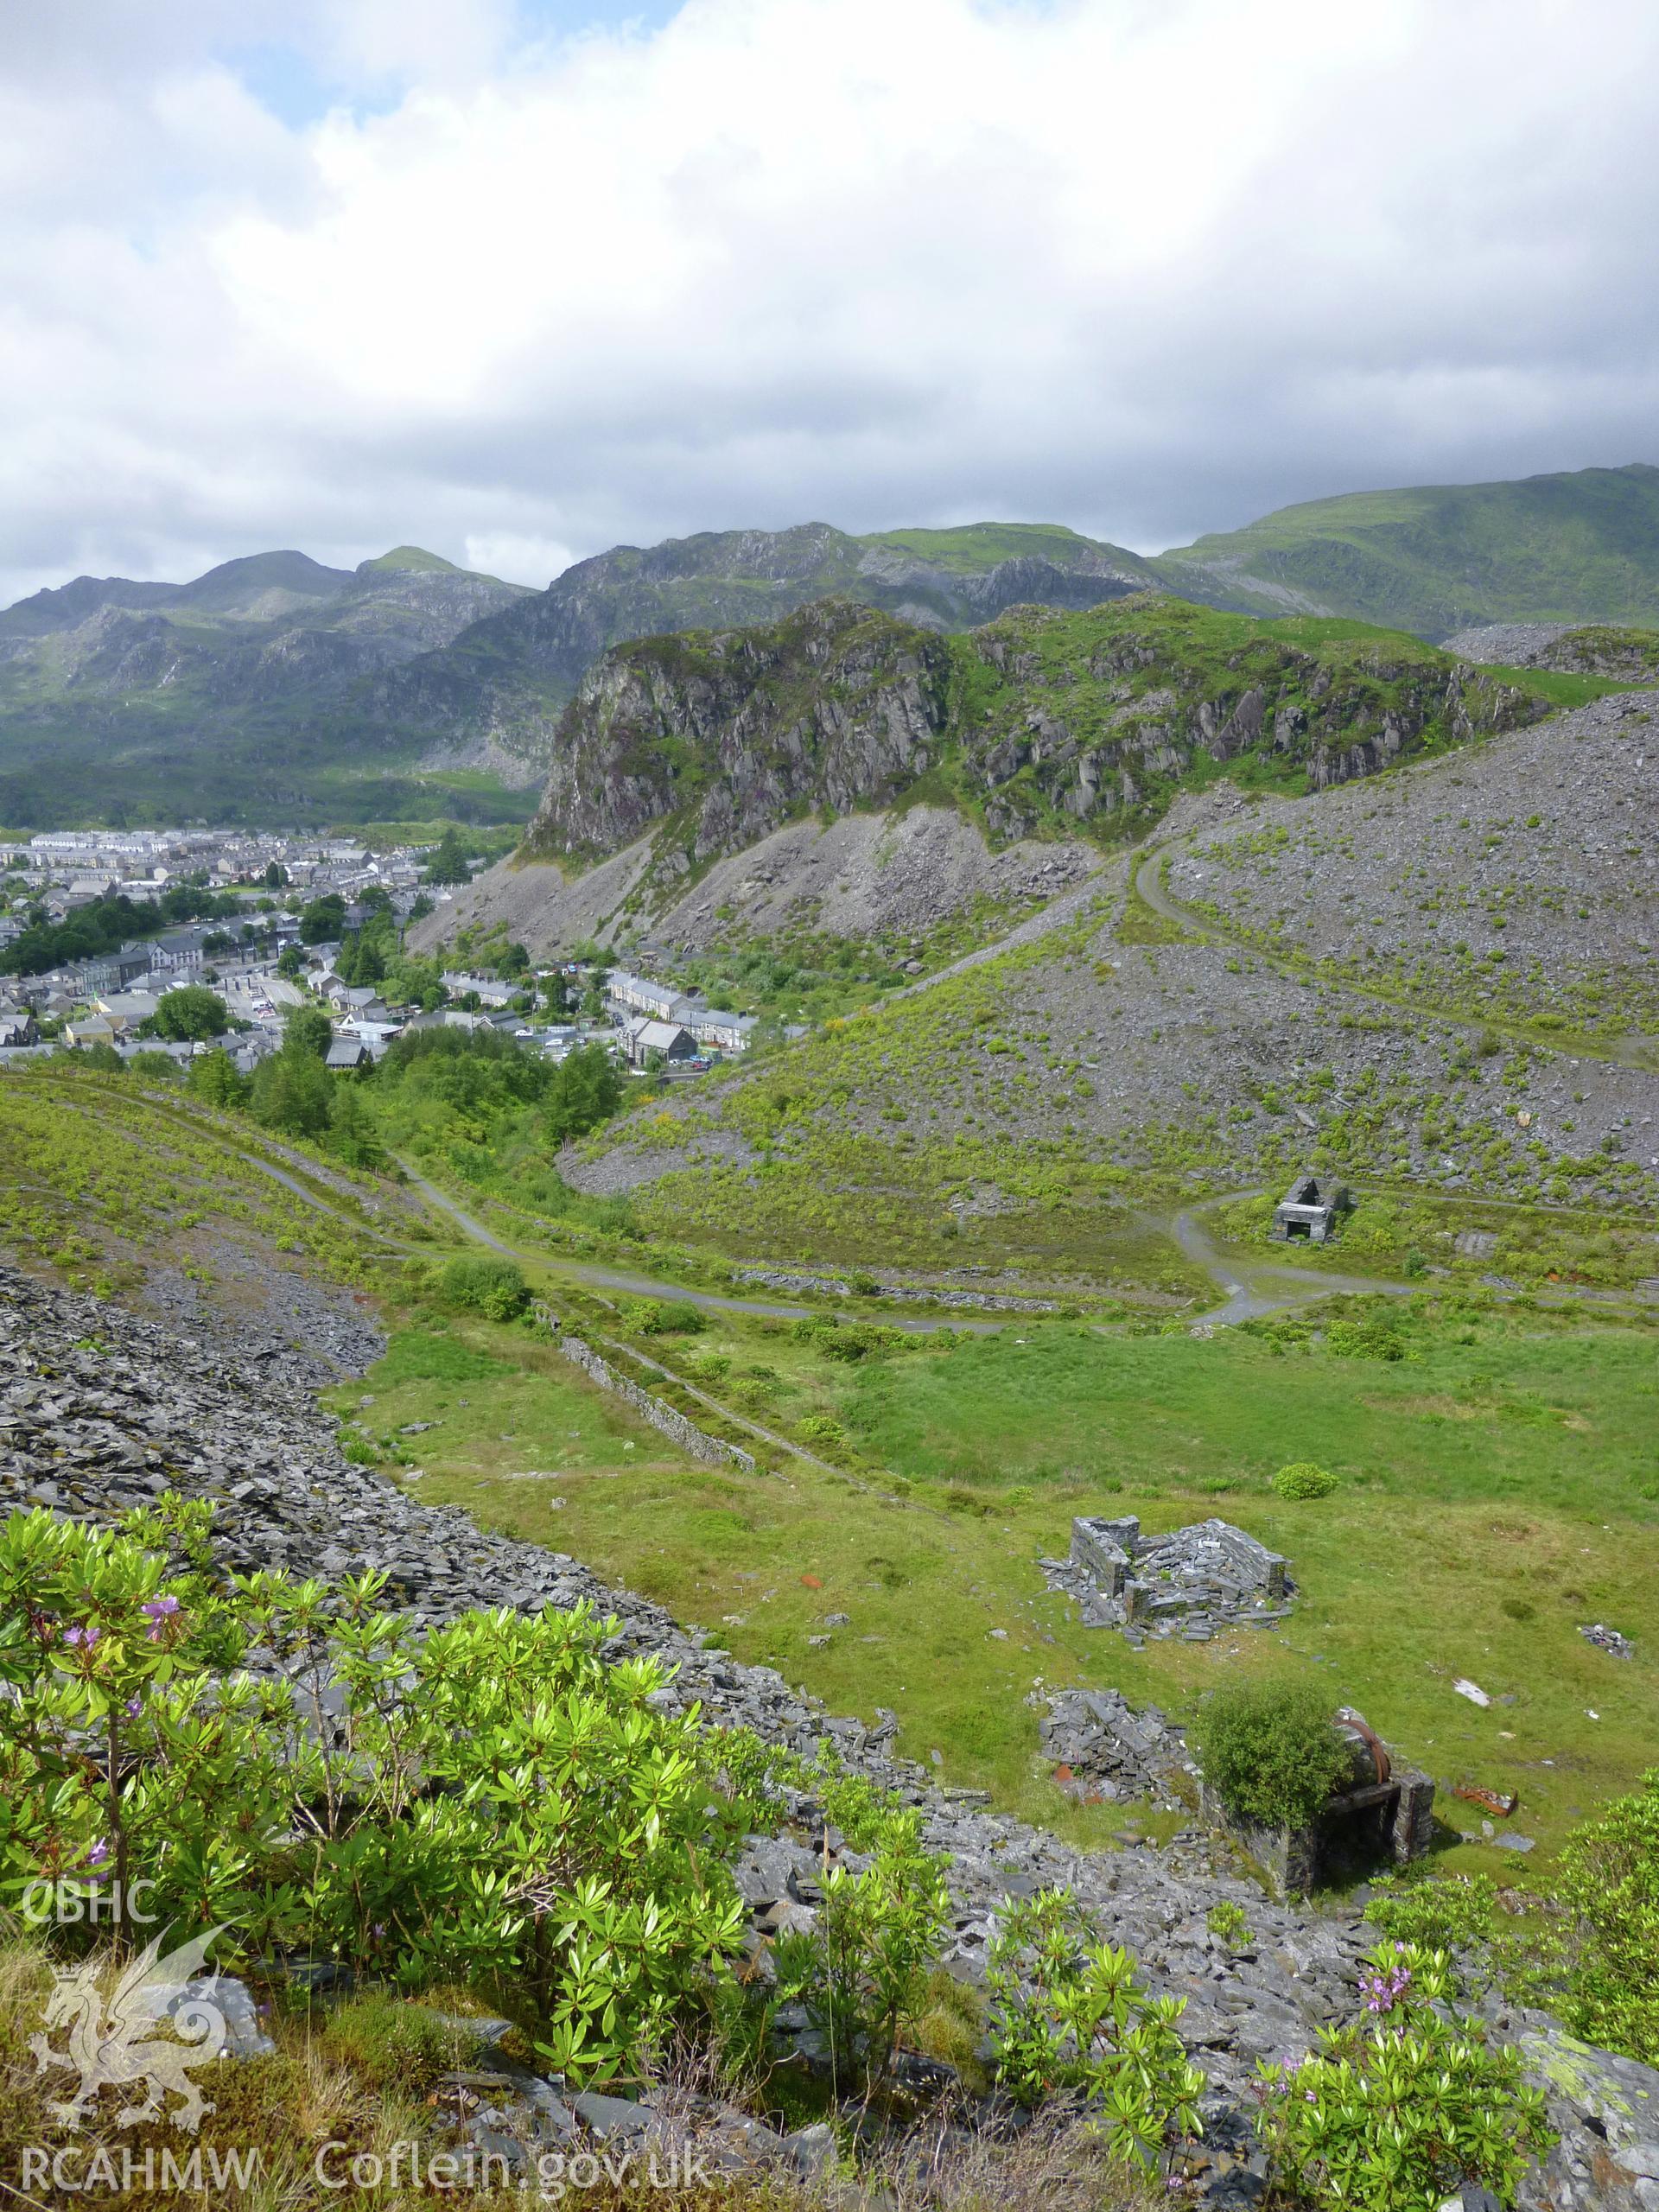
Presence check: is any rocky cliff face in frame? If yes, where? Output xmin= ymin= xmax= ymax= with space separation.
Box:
xmin=956 ymin=599 xmax=1548 ymax=841
xmin=526 ymin=599 xmax=953 ymax=862
xmin=522 ymin=593 xmax=1552 ymax=867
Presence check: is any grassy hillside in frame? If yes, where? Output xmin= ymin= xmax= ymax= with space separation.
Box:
xmin=372 ymin=1286 xmax=1659 ymax=1866
xmin=569 ymin=685 xmax=1658 ymax=1276
xmin=1152 ymin=462 xmax=1659 ymax=639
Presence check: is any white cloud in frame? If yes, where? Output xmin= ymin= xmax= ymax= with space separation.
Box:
xmin=3 ymin=0 xmax=1657 ymax=602
xmin=462 ymin=530 xmax=580 ymax=584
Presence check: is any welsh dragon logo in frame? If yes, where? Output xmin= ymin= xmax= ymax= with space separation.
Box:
xmin=29 ymin=1926 xmax=231 ymax=2133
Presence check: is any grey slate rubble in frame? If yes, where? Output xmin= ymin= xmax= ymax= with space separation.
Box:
xmin=1 ymin=1260 xmax=1653 ymax=2209
xmin=1582 ymin=1623 xmax=1636 ymax=1659
xmin=1038 ymin=1687 xmax=1195 ymax=1808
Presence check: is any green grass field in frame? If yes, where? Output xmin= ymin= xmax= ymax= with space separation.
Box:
xmin=859 ymin=521 xmax=1153 ymax=578
xmin=324 ymin=1278 xmax=1659 ymax=1876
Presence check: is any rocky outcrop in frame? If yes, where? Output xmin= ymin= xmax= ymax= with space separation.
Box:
xmin=858 ymin=543 xmax=1154 ymax=628
xmin=526 ymin=599 xmax=952 ymax=863
xmin=957 ymin=604 xmax=1548 ymax=839
xmin=518 ymin=594 xmax=1551 ymax=871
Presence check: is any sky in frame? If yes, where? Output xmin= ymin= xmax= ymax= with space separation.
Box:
xmin=3 ymin=0 xmax=1657 ymax=605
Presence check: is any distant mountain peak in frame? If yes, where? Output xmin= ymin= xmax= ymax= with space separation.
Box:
xmin=170 ymin=550 xmax=356 ymax=614
xmin=359 ymin=545 xmax=465 ymax=575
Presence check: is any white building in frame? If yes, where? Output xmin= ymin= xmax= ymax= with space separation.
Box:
xmin=606 ymin=969 xmax=692 ymax=1022
xmin=686 ymin=1007 xmax=757 ymax=1053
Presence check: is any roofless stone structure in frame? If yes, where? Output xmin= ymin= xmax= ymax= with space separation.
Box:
xmin=1041 ymin=1514 xmax=1295 ymax=1646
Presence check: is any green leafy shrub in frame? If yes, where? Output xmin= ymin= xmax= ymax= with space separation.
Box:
xmin=1273 ymin=1461 xmax=1339 ymax=1501
xmin=790 ymin=1318 xmax=904 ymax=1363
xmin=439 ymin=1252 xmax=531 ymax=1322
xmin=815 ymin=1764 xmax=913 ymax=1854
xmin=0 ymin=1503 xmax=745 ymax=2080
xmin=1191 ymin=1679 xmax=1351 ymax=1832
xmin=772 ymin=1812 xmax=951 ymax=2083
xmin=1365 ymin=1872 xmax=1498 ymax=1959
xmin=1255 ymin=1939 xmax=1554 ymax=2209
xmin=1206 ymin=1899 xmax=1252 ymax=1948
xmin=707 ymin=1728 xmax=807 ymax=1832
xmin=617 ymin=1296 xmax=706 ymax=1336
xmin=1325 ymin=1319 xmax=1406 ymax=1361
xmin=1555 ymin=1767 xmax=1659 ymax=2062
xmin=986 ymin=1888 xmax=1204 ymax=2166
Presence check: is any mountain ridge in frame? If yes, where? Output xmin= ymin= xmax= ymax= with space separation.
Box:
xmin=362 ymin=519 xmax=1160 ymax=756
xmin=0 ymin=547 xmax=536 ymax=828
xmin=1148 ymin=461 xmax=1659 ymax=637
xmin=5 ymin=463 xmax=1659 ymax=829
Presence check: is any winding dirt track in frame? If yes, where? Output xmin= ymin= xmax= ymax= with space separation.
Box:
xmin=41 ymin=1070 xmax=1624 ymax=1347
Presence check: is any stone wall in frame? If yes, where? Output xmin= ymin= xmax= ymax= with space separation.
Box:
xmin=549 ymin=1325 xmax=759 ymax=1473
xmin=1200 ymin=1757 xmax=1437 ymax=1898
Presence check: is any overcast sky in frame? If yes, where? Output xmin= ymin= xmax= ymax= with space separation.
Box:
xmin=3 ymin=0 xmax=1656 ymax=605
